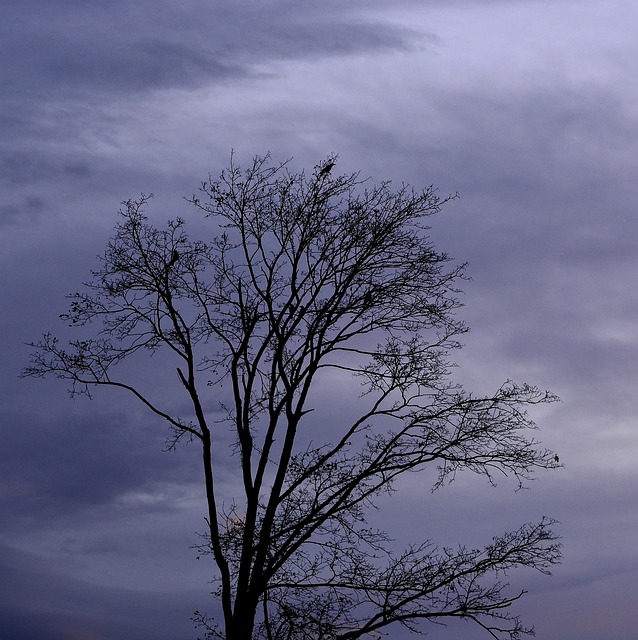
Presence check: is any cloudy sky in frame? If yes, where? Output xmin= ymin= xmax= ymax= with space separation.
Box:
xmin=2 ymin=0 xmax=638 ymax=638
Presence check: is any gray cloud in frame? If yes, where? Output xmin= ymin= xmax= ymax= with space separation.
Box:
xmin=0 ymin=196 xmax=46 ymax=226
xmin=0 ymin=543 xmax=211 ymax=640
xmin=0 ymin=404 xmax=194 ymax=527
xmin=2 ymin=0 xmax=418 ymax=99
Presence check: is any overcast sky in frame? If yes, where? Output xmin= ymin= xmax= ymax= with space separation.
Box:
xmin=2 ymin=1 xmax=638 ymax=638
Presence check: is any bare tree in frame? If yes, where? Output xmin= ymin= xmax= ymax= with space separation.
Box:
xmin=23 ymin=154 xmax=560 ymax=640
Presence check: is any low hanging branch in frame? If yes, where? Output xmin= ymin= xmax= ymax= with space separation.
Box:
xmin=24 ymin=153 xmax=560 ymax=640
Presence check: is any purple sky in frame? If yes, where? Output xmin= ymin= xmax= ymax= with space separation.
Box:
xmin=2 ymin=1 xmax=638 ymax=638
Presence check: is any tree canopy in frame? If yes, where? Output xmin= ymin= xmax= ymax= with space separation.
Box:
xmin=24 ymin=154 xmax=560 ymax=640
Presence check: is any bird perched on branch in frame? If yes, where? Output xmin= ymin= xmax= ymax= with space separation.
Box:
xmin=319 ymin=161 xmax=335 ymax=177
xmin=169 ymin=249 xmax=179 ymax=266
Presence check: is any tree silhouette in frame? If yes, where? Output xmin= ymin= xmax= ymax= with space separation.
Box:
xmin=24 ymin=154 xmax=560 ymax=640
